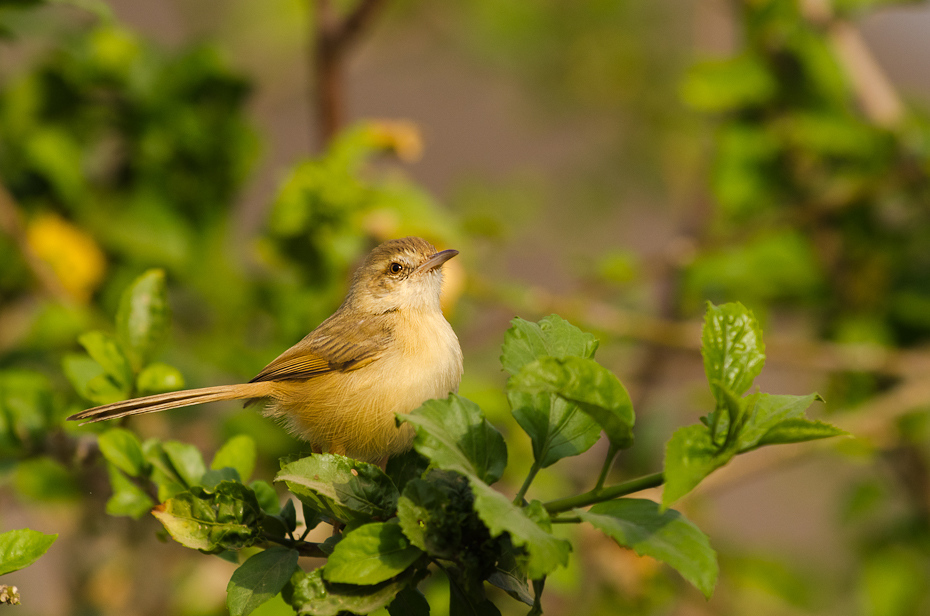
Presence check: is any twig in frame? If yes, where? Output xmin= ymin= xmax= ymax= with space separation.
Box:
xmin=799 ymin=0 xmax=904 ymax=127
xmin=312 ymin=0 xmax=389 ymax=150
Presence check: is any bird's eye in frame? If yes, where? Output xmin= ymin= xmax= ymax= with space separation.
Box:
xmin=390 ymin=262 xmax=403 ymax=274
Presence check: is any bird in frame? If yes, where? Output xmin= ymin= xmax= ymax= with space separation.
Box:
xmin=68 ymin=236 xmax=464 ymax=463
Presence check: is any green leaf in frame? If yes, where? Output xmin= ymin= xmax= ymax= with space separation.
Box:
xmin=227 ymin=547 xmax=299 ymax=616
xmin=396 ymin=472 xmax=483 ymax=562
xmin=662 ymin=424 xmax=734 ymax=509
xmin=680 ymin=54 xmax=777 ymax=112
xmin=509 ymin=356 xmax=635 ymax=450
xmin=448 ymin=572 xmax=502 ymax=616
xmin=500 ymin=315 xmax=598 ymax=375
xmin=576 ymin=499 xmax=718 ymax=598
xmin=116 ymin=269 xmax=170 ymax=371
xmin=105 ymin=463 xmax=155 ymax=518
xmin=78 ymin=331 xmax=134 ymax=391
xmin=142 ymin=439 xmax=187 ymax=501
xmin=152 ymin=481 xmax=263 ymax=553
xmin=162 ymin=440 xmax=206 ymax=488
xmin=0 ymin=529 xmax=57 ymax=575
xmin=388 ymin=586 xmax=430 ymax=616
xmin=402 ymin=395 xmax=507 ymax=485
xmin=136 ymin=362 xmax=185 ymax=396
xmin=470 ymin=481 xmax=570 ymax=579
xmin=250 ymin=480 xmax=281 ymax=514
xmin=735 ymin=393 xmax=826 ymax=451
xmin=385 ymin=449 xmax=429 ymax=493
xmin=486 ymin=536 xmax=533 ymax=606
xmin=502 ymin=316 xmax=603 ymax=468
xmin=285 ymin=565 xmax=421 ymax=616
xmin=276 ymin=454 xmax=398 ymax=524
xmin=755 ymin=418 xmax=847 ymax=448
xmin=63 ymin=354 xmax=127 ymax=405
xmin=212 ymin=434 xmax=257 ymax=484
xmin=509 ymin=391 xmax=601 ymax=468
xmin=324 ymin=522 xmax=423 ymax=585
xmin=98 ymin=428 xmax=147 ymax=477
xmin=702 ymin=302 xmax=765 ymax=402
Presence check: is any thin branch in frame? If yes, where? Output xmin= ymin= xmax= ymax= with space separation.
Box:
xmin=543 ymin=472 xmax=665 ymax=514
xmin=469 ymin=275 xmax=930 ymax=380
xmin=312 ymin=0 xmax=389 ymax=150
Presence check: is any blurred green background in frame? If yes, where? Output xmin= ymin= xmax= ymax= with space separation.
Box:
xmin=3 ymin=0 xmax=930 ymax=614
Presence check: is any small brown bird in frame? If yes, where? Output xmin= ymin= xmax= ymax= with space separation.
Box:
xmin=69 ymin=237 xmax=464 ymax=463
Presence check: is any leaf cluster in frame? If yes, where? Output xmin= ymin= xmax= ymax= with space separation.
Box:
xmin=84 ymin=297 xmax=843 ymax=615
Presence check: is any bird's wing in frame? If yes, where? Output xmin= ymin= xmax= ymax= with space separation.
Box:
xmin=249 ymin=317 xmax=391 ymax=383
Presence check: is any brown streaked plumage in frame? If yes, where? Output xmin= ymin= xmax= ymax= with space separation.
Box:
xmin=68 ymin=237 xmax=464 ymax=463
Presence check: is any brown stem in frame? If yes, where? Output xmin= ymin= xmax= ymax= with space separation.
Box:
xmin=312 ymin=0 xmax=389 ymax=151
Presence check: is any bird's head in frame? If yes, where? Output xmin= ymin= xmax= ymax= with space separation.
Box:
xmin=346 ymin=237 xmax=458 ymax=314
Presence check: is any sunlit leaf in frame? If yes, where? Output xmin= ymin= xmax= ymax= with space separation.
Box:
xmin=0 ymin=528 xmax=57 ymax=576
xmin=212 ymin=434 xmax=257 ymax=484
xmin=403 ymin=395 xmax=507 ymax=485
xmin=116 ymin=269 xmax=169 ymax=371
xmin=324 ymin=522 xmax=423 ymax=585
xmin=152 ymin=481 xmax=262 ymax=553
xmin=276 ymin=454 xmax=397 ymax=524
xmin=98 ymin=428 xmax=147 ymax=477
xmin=509 ymin=356 xmax=635 ymax=449
xmin=577 ymin=499 xmax=718 ymax=598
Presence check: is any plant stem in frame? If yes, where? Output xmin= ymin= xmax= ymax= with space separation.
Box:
xmin=543 ymin=471 xmax=664 ymax=514
xmin=549 ymin=515 xmax=581 ymax=524
xmin=514 ymin=462 xmax=542 ymax=505
xmin=594 ymin=443 xmax=619 ymax=491
xmin=261 ymin=532 xmax=327 ymax=558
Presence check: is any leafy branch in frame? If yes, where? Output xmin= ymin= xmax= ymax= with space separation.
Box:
xmin=68 ymin=270 xmax=845 ymax=614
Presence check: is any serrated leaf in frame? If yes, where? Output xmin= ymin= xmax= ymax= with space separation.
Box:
xmin=576 ymin=499 xmax=718 ymax=598
xmin=509 ymin=356 xmax=635 ymax=450
xmin=152 ymin=481 xmax=262 ymax=553
xmin=755 ymin=418 xmax=847 ymax=448
xmin=162 ymin=440 xmax=206 ymax=488
xmin=105 ymin=463 xmax=154 ymax=518
xmin=98 ymin=428 xmax=146 ymax=477
xmin=116 ymin=269 xmax=169 ymax=371
xmin=662 ymin=424 xmax=735 ymax=509
xmin=702 ymin=302 xmax=765 ymax=401
xmin=285 ymin=564 xmax=420 ymax=616
xmin=212 ymin=434 xmax=257 ymax=484
xmin=500 ymin=315 xmax=598 ymax=376
xmin=470 ymin=480 xmax=570 ymax=579
xmin=276 ymin=454 xmax=397 ymax=524
xmin=136 ymin=362 xmax=185 ymax=396
xmin=0 ymin=529 xmax=57 ymax=575
xmin=736 ymin=393 xmax=826 ymax=451
xmin=78 ymin=331 xmax=134 ymax=390
xmin=402 ymin=395 xmax=507 ymax=485
xmin=324 ymin=522 xmax=423 ymax=585
xmin=509 ymin=391 xmax=601 ymax=468
xmin=227 ymin=547 xmax=299 ymax=616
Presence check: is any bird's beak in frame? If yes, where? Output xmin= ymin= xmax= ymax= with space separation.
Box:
xmin=415 ymin=249 xmax=458 ymax=275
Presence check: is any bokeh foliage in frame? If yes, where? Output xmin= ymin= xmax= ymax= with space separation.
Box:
xmin=2 ymin=0 xmax=930 ymax=615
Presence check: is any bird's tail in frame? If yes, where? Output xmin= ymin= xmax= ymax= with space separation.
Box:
xmin=68 ymin=382 xmax=273 ymax=425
